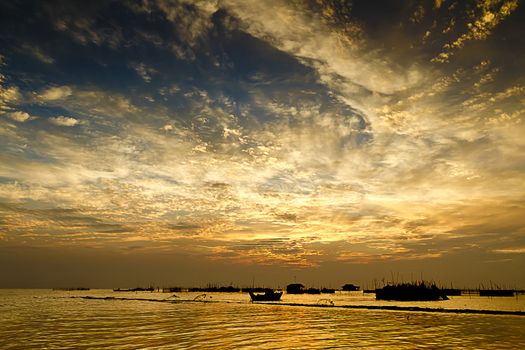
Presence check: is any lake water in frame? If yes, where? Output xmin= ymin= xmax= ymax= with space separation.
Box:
xmin=1 ymin=289 xmax=524 ymax=349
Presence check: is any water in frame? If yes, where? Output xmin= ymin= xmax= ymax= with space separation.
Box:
xmin=1 ymin=290 xmax=524 ymax=349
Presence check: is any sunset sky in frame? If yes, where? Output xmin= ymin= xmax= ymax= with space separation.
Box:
xmin=1 ymin=0 xmax=524 ymax=289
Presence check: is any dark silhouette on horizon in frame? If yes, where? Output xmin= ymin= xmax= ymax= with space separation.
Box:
xmin=375 ymin=281 xmax=449 ymax=301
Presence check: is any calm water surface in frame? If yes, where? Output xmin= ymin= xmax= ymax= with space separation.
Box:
xmin=1 ymin=289 xmax=524 ymax=349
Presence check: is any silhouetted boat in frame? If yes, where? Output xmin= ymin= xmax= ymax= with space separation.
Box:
xmin=249 ymin=290 xmax=283 ymax=301
xmin=286 ymin=283 xmax=305 ymax=294
xmin=285 ymin=283 xmax=323 ymax=294
xmin=342 ymin=283 xmax=360 ymax=291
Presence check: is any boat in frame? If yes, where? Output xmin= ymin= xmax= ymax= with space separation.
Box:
xmin=249 ymin=290 xmax=283 ymax=301
xmin=342 ymin=283 xmax=360 ymax=291
xmin=286 ymin=283 xmax=305 ymax=294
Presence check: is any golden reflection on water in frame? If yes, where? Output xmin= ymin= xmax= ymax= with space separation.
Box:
xmin=0 ymin=290 xmax=524 ymax=349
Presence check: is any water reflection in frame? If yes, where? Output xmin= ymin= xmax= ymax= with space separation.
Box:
xmin=0 ymin=290 xmax=524 ymax=349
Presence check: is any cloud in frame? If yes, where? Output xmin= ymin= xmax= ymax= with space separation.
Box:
xmin=129 ymin=62 xmax=157 ymax=83
xmin=135 ymin=0 xmax=219 ymax=59
xmin=54 ymin=14 xmax=123 ymax=49
xmin=34 ymin=86 xmax=138 ymax=122
xmin=49 ymin=0 xmax=220 ymax=60
xmin=38 ymin=86 xmax=73 ymax=101
xmin=5 ymin=111 xmax=35 ymax=122
xmin=48 ymin=115 xmax=79 ymax=126
xmin=0 ymin=85 xmax=21 ymax=111
xmin=20 ymin=44 xmax=55 ymax=64
xmin=223 ymin=0 xmax=423 ymax=97
xmin=432 ymin=0 xmax=518 ymax=63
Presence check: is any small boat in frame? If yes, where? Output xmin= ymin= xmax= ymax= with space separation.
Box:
xmin=249 ymin=290 xmax=283 ymax=301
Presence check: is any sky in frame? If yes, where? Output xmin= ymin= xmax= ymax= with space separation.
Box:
xmin=0 ymin=0 xmax=524 ymax=289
